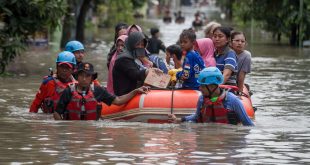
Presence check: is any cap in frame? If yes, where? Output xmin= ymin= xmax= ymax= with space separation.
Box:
xmin=57 ymin=62 xmax=73 ymax=68
xmin=75 ymin=62 xmax=97 ymax=79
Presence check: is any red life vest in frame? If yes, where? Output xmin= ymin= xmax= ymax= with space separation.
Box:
xmin=198 ymin=90 xmax=230 ymax=124
xmin=41 ymin=77 xmax=74 ymax=113
xmin=65 ymin=83 xmax=99 ymax=120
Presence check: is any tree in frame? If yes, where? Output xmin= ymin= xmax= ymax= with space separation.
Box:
xmin=76 ymin=0 xmax=92 ymax=43
xmin=131 ymin=0 xmax=147 ymax=9
xmin=60 ymin=0 xmax=76 ymax=48
xmin=216 ymin=0 xmax=235 ymax=20
xmin=0 ymin=0 xmax=66 ymax=73
xmin=230 ymin=0 xmax=310 ymax=46
xmin=60 ymin=0 xmax=91 ymax=48
xmin=61 ymin=0 xmax=146 ymax=46
xmin=103 ymin=0 xmax=135 ymax=28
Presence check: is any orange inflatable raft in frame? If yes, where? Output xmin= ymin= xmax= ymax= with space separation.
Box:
xmin=101 ymin=85 xmax=255 ymax=123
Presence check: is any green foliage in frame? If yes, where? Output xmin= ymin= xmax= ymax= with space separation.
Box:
xmin=0 ymin=0 xmax=66 ymax=73
xmin=96 ymin=0 xmax=147 ymax=28
xmin=104 ymin=0 xmax=134 ymax=27
xmin=223 ymin=0 xmax=310 ymax=46
xmin=131 ymin=0 xmax=147 ymax=9
xmin=216 ymin=0 xmax=234 ymax=20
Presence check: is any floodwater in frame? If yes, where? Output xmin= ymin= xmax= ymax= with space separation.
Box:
xmin=1 ymin=15 xmax=310 ymax=164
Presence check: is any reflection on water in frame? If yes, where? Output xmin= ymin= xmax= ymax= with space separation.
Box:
xmin=2 ymin=117 xmax=309 ymax=164
xmin=1 ymin=17 xmax=310 ymax=164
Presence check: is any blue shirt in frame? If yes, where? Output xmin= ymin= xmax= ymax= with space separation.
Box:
xmin=183 ymin=91 xmax=254 ymax=126
xmin=177 ymin=50 xmax=205 ymax=89
xmin=215 ymin=45 xmax=238 ymax=84
xmin=149 ymin=54 xmax=168 ymax=74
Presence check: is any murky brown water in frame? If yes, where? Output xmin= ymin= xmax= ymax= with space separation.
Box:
xmin=1 ymin=15 xmax=310 ymax=164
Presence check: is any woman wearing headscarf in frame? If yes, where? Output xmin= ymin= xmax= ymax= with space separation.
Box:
xmin=126 ymin=24 xmax=143 ymax=35
xmin=107 ymin=22 xmax=128 ymax=69
xmin=194 ymin=38 xmax=216 ymax=67
xmin=106 ymin=35 xmax=128 ymax=94
xmin=113 ymin=31 xmax=159 ymax=96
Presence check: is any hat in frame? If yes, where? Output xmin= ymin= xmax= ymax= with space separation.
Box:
xmin=57 ymin=62 xmax=73 ymax=68
xmin=75 ymin=62 xmax=97 ymax=79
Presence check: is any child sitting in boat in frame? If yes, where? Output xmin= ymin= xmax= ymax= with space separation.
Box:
xmin=53 ymin=62 xmax=149 ymax=120
xmin=176 ymin=29 xmax=205 ymax=90
xmin=166 ymin=44 xmax=183 ymax=88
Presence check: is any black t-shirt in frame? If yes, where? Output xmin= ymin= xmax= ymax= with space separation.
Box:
xmin=55 ymin=85 xmax=116 ymax=115
xmin=146 ymin=37 xmax=166 ymax=54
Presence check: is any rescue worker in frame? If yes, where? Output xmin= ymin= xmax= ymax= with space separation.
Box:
xmin=168 ymin=67 xmax=254 ymax=126
xmin=65 ymin=40 xmax=100 ymax=86
xmin=53 ymin=62 xmax=149 ymax=120
xmin=29 ymin=51 xmax=76 ymax=113
xmin=65 ymin=40 xmax=85 ymax=67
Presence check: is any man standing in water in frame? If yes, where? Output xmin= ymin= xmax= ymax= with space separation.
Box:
xmin=29 ymin=51 xmax=76 ymax=113
xmin=53 ymin=62 xmax=149 ymax=120
xmin=65 ymin=40 xmax=85 ymax=68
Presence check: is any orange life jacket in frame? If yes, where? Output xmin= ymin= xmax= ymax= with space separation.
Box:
xmin=198 ymin=90 xmax=231 ymax=124
xmin=41 ymin=77 xmax=72 ymax=113
xmin=65 ymin=83 xmax=99 ymax=120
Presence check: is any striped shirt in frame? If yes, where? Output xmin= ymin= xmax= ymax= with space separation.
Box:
xmin=215 ymin=45 xmax=238 ymax=85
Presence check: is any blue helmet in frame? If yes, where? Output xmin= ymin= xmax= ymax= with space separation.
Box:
xmin=197 ymin=67 xmax=224 ymax=85
xmin=65 ymin=40 xmax=84 ymax=52
xmin=56 ymin=51 xmax=77 ymax=65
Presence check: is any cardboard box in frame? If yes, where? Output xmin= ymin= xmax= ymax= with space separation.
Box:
xmin=144 ymin=69 xmax=171 ymax=88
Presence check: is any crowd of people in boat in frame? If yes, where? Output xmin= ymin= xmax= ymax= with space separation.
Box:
xmin=29 ymin=21 xmax=253 ymax=126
